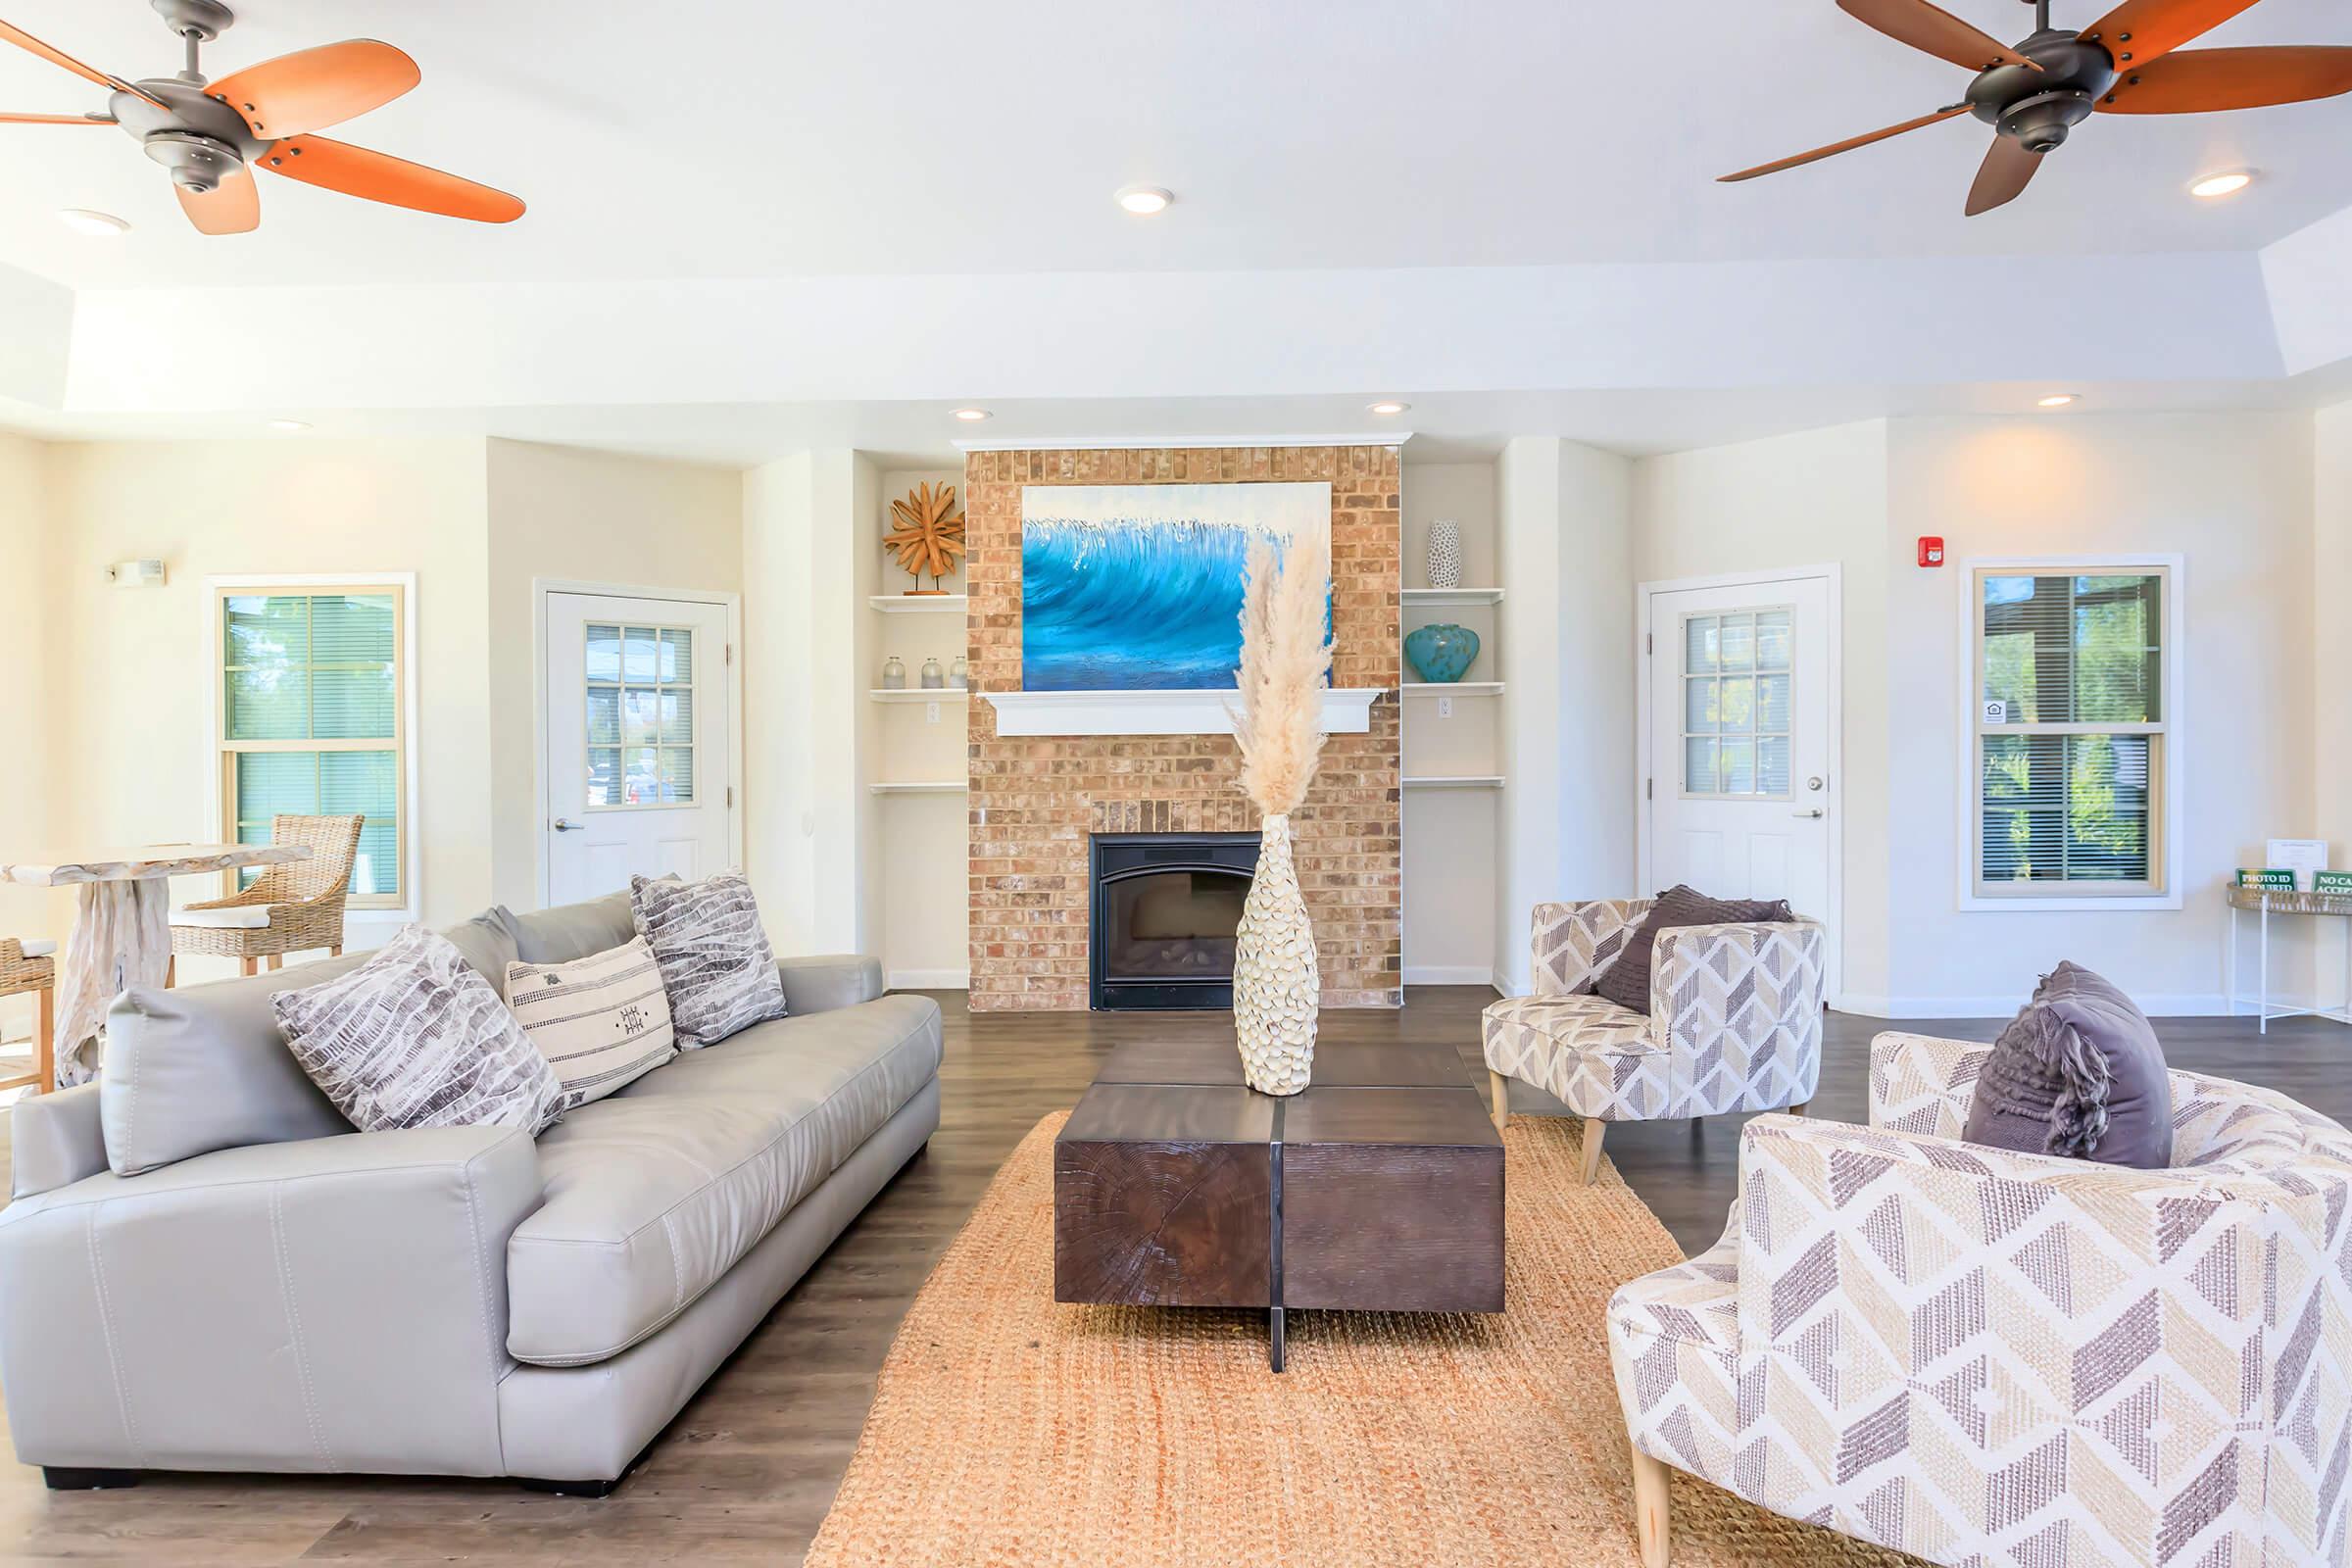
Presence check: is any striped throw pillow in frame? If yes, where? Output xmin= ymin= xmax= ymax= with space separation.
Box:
xmin=628 ymin=869 xmax=788 ymax=1048
xmin=270 ymin=924 xmax=564 ymax=1136
xmin=505 ymin=937 xmax=678 ymax=1109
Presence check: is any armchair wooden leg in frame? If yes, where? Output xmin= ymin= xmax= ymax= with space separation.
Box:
xmin=267 ymin=954 xmax=282 ymax=972
xmin=1580 ymin=1119 xmax=1607 ymax=1186
xmin=1629 ymin=1441 xmax=1672 ymax=1568
xmin=164 ymin=956 xmax=175 ymax=989
xmin=1489 ymin=1070 xmax=1509 ymax=1132
xmin=241 ymin=957 xmax=258 ymax=977
xmin=329 ymin=946 xmax=342 ymax=958
xmin=1788 ymin=1101 xmax=1810 ymax=1117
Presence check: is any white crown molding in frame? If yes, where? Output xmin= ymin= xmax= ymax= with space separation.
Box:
xmin=952 ymin=432 xmax=1411 ymax=452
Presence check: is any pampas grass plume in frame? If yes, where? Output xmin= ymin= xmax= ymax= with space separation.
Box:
xmin=1231 ymin=533 xmax=1334 ymax=816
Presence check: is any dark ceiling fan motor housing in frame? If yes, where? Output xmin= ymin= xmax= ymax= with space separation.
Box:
xmin=1968 ymin=30 xmax=2117 ymax=151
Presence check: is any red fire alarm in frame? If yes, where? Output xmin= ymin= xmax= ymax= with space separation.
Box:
xmin=1917 ymin=536 xmax=1946 ymax=568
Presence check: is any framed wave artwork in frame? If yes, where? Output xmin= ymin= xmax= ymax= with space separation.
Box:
xmin=1019 ymin=480 xmax=1332 ymax=692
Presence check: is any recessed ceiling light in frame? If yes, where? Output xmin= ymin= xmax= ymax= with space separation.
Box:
xmin=266 ymin=418 xmax=312 ymax=432
xmin=1114 ymin=184 xmax=1173 ymax=216
xmin=57 ymin=208 xmax=129 ymax=236
xmin=1367 ymin=401 xmax=1410 ymax=416
xmin=952 ymin=408 xmax=993 ymax=422
xmin=2189 ymin=170 xmax=2254 ymax=199
xmin=2035 ymin=393 xmax=2080 ymax=409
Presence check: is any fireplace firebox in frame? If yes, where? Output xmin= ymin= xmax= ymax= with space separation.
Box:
xmin=1089 ymin=832 xmax=1260 ymax=1010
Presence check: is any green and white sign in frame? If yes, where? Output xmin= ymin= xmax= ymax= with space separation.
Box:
xmin=2316 ymin=870 xmax=2352 ymax=895
xmin=2237 ymin=868 xmax=2298 ymax=891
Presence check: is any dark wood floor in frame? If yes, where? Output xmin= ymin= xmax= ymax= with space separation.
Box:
xmin=0 ymin=991 xmax=2341 ymax=1564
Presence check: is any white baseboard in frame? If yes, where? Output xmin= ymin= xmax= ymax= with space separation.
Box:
xmin=886 ymin=968 xmax=969 ymax=991
xmin=1402 ymin=965 xmax=1501 ymax=988
xmin=1835 ymin=991 xmax=2258 ymax=1020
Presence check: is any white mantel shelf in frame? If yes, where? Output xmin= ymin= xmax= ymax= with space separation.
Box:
xmin=981 ymin=687 xmax=1383 ymax=738
xmin=867 ymin=594 xmax=967 ymax=613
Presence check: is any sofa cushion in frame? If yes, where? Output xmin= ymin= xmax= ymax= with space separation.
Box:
xmin=510 ymin=890 xmax=637 ymax=966
xmin=1963 ymin=961 xmax=2174 ymax=1168
xmin=505 ymin=993 xmax=942 ymax=1366
xmin=1593 ymin=885 xmax=1793 ymax=1015
xmin=272 ymin=925 xmax=564 ymax=1137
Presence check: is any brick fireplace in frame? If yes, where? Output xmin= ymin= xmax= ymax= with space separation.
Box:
xmin=963 ymin=443 xmax=1402 ymax=1012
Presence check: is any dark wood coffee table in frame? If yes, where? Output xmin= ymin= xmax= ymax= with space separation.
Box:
xmin=1053 ymin=1037 xmax=1503 ymax=1370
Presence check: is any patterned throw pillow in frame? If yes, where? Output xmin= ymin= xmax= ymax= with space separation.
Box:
xmin=270 ymin=924 xmax=564 ymax=1136
xmin=505 ymin=938 xmax=677 ymax=1109
xmin=628 ymin=869 xmax=788 ymax=1048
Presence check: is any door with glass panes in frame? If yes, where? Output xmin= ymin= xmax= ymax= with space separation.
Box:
xmin=1643 ymin=574 xmax=1833 ymax=932
xmin=543 ymin=591 xmax=734 ymax=907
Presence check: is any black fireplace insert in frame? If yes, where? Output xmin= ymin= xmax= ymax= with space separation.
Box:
xmin=1089 ymin=831 xmax=1260 ymax=1010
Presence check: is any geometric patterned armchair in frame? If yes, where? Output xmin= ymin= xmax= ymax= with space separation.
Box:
xmin=1606 ymin=1030 xmax=2352 ymax=1568
xmin=1482 ymin=900 xmax=1826 ymax=1184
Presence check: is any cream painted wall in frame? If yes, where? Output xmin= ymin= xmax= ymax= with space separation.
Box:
xmin=1632 ymin=419 xmax=1892 ymax=1005
xmin=42 ymin=439 xmax=493 ymax=971
xmin=2316 ymin=402 xmax=2352 ymax=1008
xmin=482 ymin=438 xmax=744 ymax=911
xmin=1885 ymin=414 xmax=2316 ymax=1013
xmin=1634 ymin=413 xmax=2320 ymax=1016
xmin=0 ymin=436 xmax=57 ymax=983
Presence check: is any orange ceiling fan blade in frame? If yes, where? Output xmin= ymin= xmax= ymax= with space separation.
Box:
xmin=176 ymin=168 xmax=260 ymax=235
xmin=1965 ymin=135 xmax=2043 ymax=215
xmin=206 ymin=39 xmax=418 ymax=139
xmin=1837 ymin=0 xmax=2039 ymax=72
xmin=2077 ymin=0 xmax=2263 ymax=71
xmin=0 ymin=110 xmax=114 ymax=123
xmin=257 ymin=134 xmax=523 ymax=222
xmin=1719 ymin=105 xmax=1970 ymax=181
xmin=0 ymin=19 xmax=165 ymax=108
xmin=2099 ymin=46 xmax=2352 ymax=112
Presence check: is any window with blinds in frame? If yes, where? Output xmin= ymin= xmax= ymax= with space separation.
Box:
xmin=217 ymin=585 xmax=406 ymax=906
xmin=1972 ymin=566 xmax=2168 ymax=899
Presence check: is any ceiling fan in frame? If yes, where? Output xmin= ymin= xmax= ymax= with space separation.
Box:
xmin=1721 ymin=0 xmax=2352 ymax=215
xmin=0 ymin=0 xmax=521 ymax=234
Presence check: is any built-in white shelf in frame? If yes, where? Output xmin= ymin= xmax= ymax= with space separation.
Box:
xmin=870 ymin=688 xmax=969 ymax=704
xmin=1402 ymin=588 xmax=1505 ymax=607
xmin=868 ymin=781 xmax=967 ymax=796
xmin=982 ymin=687 xmax=1381 ymax=738
xmin=867 ymin=594 xmax=967 ymax=613
xmin=1403 ymin=775 xmax=1505 ymax=790
xmin=1402 ymin=681 xmax=1504 ymax=697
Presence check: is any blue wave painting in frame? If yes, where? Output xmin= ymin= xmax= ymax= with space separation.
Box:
xmin=1021 ymin=482 xmax=1330 ymax=691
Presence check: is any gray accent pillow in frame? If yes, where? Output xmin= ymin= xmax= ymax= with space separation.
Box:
xmin=1593 ymin=884 xmax=1794 ymax=1016
xmin=510 ymin=890 xmax=639 ymax=965
xmin=270 ymin=924 xmax=564 ymax=1136
xmin=1963 ymin=961 xmax=2174 ymax=1168
xmin=629 ymin=869 xmax=787 ymax=1048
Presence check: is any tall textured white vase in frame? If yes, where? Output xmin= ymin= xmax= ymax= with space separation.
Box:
xmin=1425 ymin=518 xmax=1465 ymax=590
xmin=1233 ymin=813 xmax=1318 ymax=1096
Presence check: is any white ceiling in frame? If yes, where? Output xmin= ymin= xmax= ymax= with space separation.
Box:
xmin=3 ymin=0 xmax=2352 ymax=460
xmin=2 ymin=0 xmax=2351 ymax=290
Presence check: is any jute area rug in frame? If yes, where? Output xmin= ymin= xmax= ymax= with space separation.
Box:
xmin=806 ymin=1111 xmax=1918 ymax=1568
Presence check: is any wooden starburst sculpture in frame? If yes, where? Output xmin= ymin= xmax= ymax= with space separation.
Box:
xmin=885 ymin=481 xmax=967 ymax=594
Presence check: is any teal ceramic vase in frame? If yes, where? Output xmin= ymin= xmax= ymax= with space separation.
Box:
xmin=1404 ymin=622 xmax=1480 ymax=683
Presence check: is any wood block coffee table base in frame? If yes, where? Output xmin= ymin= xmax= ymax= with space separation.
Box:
xmin=1054 ymin=1038 xmax=1503 ymax=1370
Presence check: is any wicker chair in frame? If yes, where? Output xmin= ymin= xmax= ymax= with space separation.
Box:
xmin=169 ymin=814 xmax=365 ymax=979
xmin=0 ymin=938 xmax=55 ymax=1096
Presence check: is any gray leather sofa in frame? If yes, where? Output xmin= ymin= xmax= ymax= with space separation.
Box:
xmin=0 ymin=892 xmax=941 ymax=1494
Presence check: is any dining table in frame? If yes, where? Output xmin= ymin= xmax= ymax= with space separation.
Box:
xmin=0 ymin=843 xmax=311 ymax=1088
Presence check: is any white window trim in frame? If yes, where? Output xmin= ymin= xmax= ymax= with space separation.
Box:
xmin=1954 ymin=553 xmax=2183 ymax=913
xmin=207 ymin=572 xmax=422 ymax=925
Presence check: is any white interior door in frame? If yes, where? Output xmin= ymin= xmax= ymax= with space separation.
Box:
xmin=1643 ymin=574 xmax=1834 ymax=929
xmin=544 ymin=591 xmax=733 ymax=908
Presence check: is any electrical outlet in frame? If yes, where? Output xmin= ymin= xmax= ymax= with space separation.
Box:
xmin=925 ymin=701 xmax=941 ymax=724
xmin=1439 ymin=694 xmax=1453 ymax=720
